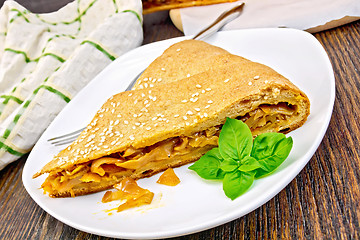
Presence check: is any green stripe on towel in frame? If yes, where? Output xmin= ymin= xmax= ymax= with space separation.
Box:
xmin=35 ymin=0 xmax=98 ymax=27
xmin=0 ymin=95 xmax=23 ymax=105
xmin=0 ymin=141 xmax=24 ymax=156
xmin=4 ymin=48 xmax=65 ymax=63
xmin=81 ymin=40 xmax=116 ymax=61
xmin=1 ymin=85 xmax=71 ymax=142
xmin=122 ymin=10 xmax=142 ymax=23
xmin=9 ymin=9 xmax=30 ymax=23
xmin=34 ymin=85 xmax=71 ymax=103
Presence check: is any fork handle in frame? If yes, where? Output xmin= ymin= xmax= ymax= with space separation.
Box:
xmin=192 ymin=2 xmax=245 ymax=41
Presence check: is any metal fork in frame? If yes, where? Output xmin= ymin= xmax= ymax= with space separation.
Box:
xmin=48 ymin=2 xmax=245 ymax=146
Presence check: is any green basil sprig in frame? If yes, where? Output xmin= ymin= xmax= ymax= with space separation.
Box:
xmin=189 ymin=118 xmax=293 ymax=200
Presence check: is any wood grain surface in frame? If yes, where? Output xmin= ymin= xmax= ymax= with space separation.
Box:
xmin=0 ymin=1 xmax=359 ymax=239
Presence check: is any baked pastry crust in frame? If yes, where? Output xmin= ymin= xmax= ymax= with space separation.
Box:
xmin=142 ymin=0 xmax=239 ymax=14
xmin=33 ymin=40 xmax=310 ymax=198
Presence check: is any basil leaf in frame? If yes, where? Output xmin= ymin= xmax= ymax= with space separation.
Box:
xmin=223 ymin=170 xmax=255 ymax=200
xmin=219 ymin=118 xmax=253 ymax=161
xmin=251 ymin=133 xmax=293 ymax=178
xmin=220 ymin=158 xmax=239 ymax=172
xmin=238 ymin=156 xmax=262 ymax=172
xmin=188 ymin=148 xmax=225 ymax=180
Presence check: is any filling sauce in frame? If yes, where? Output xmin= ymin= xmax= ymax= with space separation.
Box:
xmin=156 ymin=168 xmax=180 ymax=186
xmin=102 ymin=177 xmax=154 ymax=212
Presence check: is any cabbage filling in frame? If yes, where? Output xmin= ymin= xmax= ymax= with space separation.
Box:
xmin=41 ymin=102 xmax=296 ymax=197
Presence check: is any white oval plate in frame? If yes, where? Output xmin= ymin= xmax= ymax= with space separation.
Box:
xmin=23 ymin=28 xmax=335 ymax=239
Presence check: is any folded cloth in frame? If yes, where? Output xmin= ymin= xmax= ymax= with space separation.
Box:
xmin=0 ymin=0 xmax=143 ymax=170
xmin=177 ymin=0 xmax=360 ymax=35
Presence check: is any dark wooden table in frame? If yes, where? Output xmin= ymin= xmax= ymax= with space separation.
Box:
xmin=1 ymin=1 xmax=359 ymax=239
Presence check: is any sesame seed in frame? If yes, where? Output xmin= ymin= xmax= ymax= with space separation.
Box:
xmin=124 ymin=120 xmax=129 ymax=124
xmin=208 ymin=100 xmax=213 ymax=104
xmin=196 ymin=84 xmax=201 ymax=88
xmin=190 ymin=97 xmax=198 ymax=102
xmin=201 ymin=90 xmax=205 ymax=93
xmin=181 ymin=100 xmax=188 ymax=103
xmin=128 ymin=93 xmax=132 ymax=96
xmin=194 ymin=108 xmax=200 ymax=111
xmin=187 ymin=111 xmax=193 ymax=115
xmin=133 ymin=114 xmax=138 ymax=117
xmin=132 ymin=126 xmax=136 ymax=129
xmin=111 ymin=109 xmax=115 ymax=114
xmin=129 ymin=135 xmax=135 ymax=140
xmin=152 ymin=97 xmax=157 ymax=101
xmin=146 ymin=126 xmax=151 ymax=130
xmin=224 ymin=79 xmax=230 ymax=83
xmin=135 ymin=122 xmax=141 ymax=126
xmin=114 ymin=120 xmax=119 ymax=125
xmin=144 ymin=83 xmax=148 ymax=88
xmin=144 ymin=100 xmax=149 ymax=104
xmin=176 ymin=48 xmax=181 ymax=51
xmin=265 ymin=80 xmax=269 ymax=84
xmin=206 ymin=88 xmax=211 ymax=91
xmin=174 ymin=114 xmax=179 ymax=117
xmin=134 ymin=99 xmax=138 ymax=104
xmin=187 ymin=74 xmax=191 ymax=77
xmin=99 ymin=114 xmax=103 ymax=118
xmin=185 ymin=122 xmax=189 ymax=126
xmin=161 ymin=68 xmax=165 ymax=71
xmin=192 ymin=93 xmax=199 ymax=97
xmin=158 ymin=78 xmax=162 ymax=82
xmin=204 ymin=113 xmax=208 ymax=117
xmin=139 ymin=85 xmax=144 ymax=89
xmin=248 ymin=82 xmax=253 ymax=85
xmin=141 ymin=93 xmax=145 ymax=97
xmin=146 ymin=104 xmax=150 ymax=107
xmin=152 ymin=117 xmax=158 ymax=121
xmin=150 ymin=84 xmax=154 ymax=87
xmin=254 ymin=75 xmax=260 ymax=80
xmin=205 ymin=105 xmax=210 ymax=109
xmin=183 ymin=116 xmax=188 ymax=120
xmin=117 ymin=114 xmax=121 ymax=118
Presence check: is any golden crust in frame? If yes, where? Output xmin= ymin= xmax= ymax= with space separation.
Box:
xmin=133 ymin=39 xmax=240 ymax=90
xmin=142 ymin=0 xmax=239 ymax=14
xmin=33 ymin=40 xmax=310 ymax=197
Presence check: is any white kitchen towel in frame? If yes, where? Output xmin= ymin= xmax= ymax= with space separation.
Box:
xmin=0 ymin=0 xmax=143 ymax=170
xmin=179 ymin=0 xmax=360 ymax=35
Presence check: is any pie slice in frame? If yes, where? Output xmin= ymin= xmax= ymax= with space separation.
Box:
xmin=33 ymin=40 xmax=310 ymax=198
